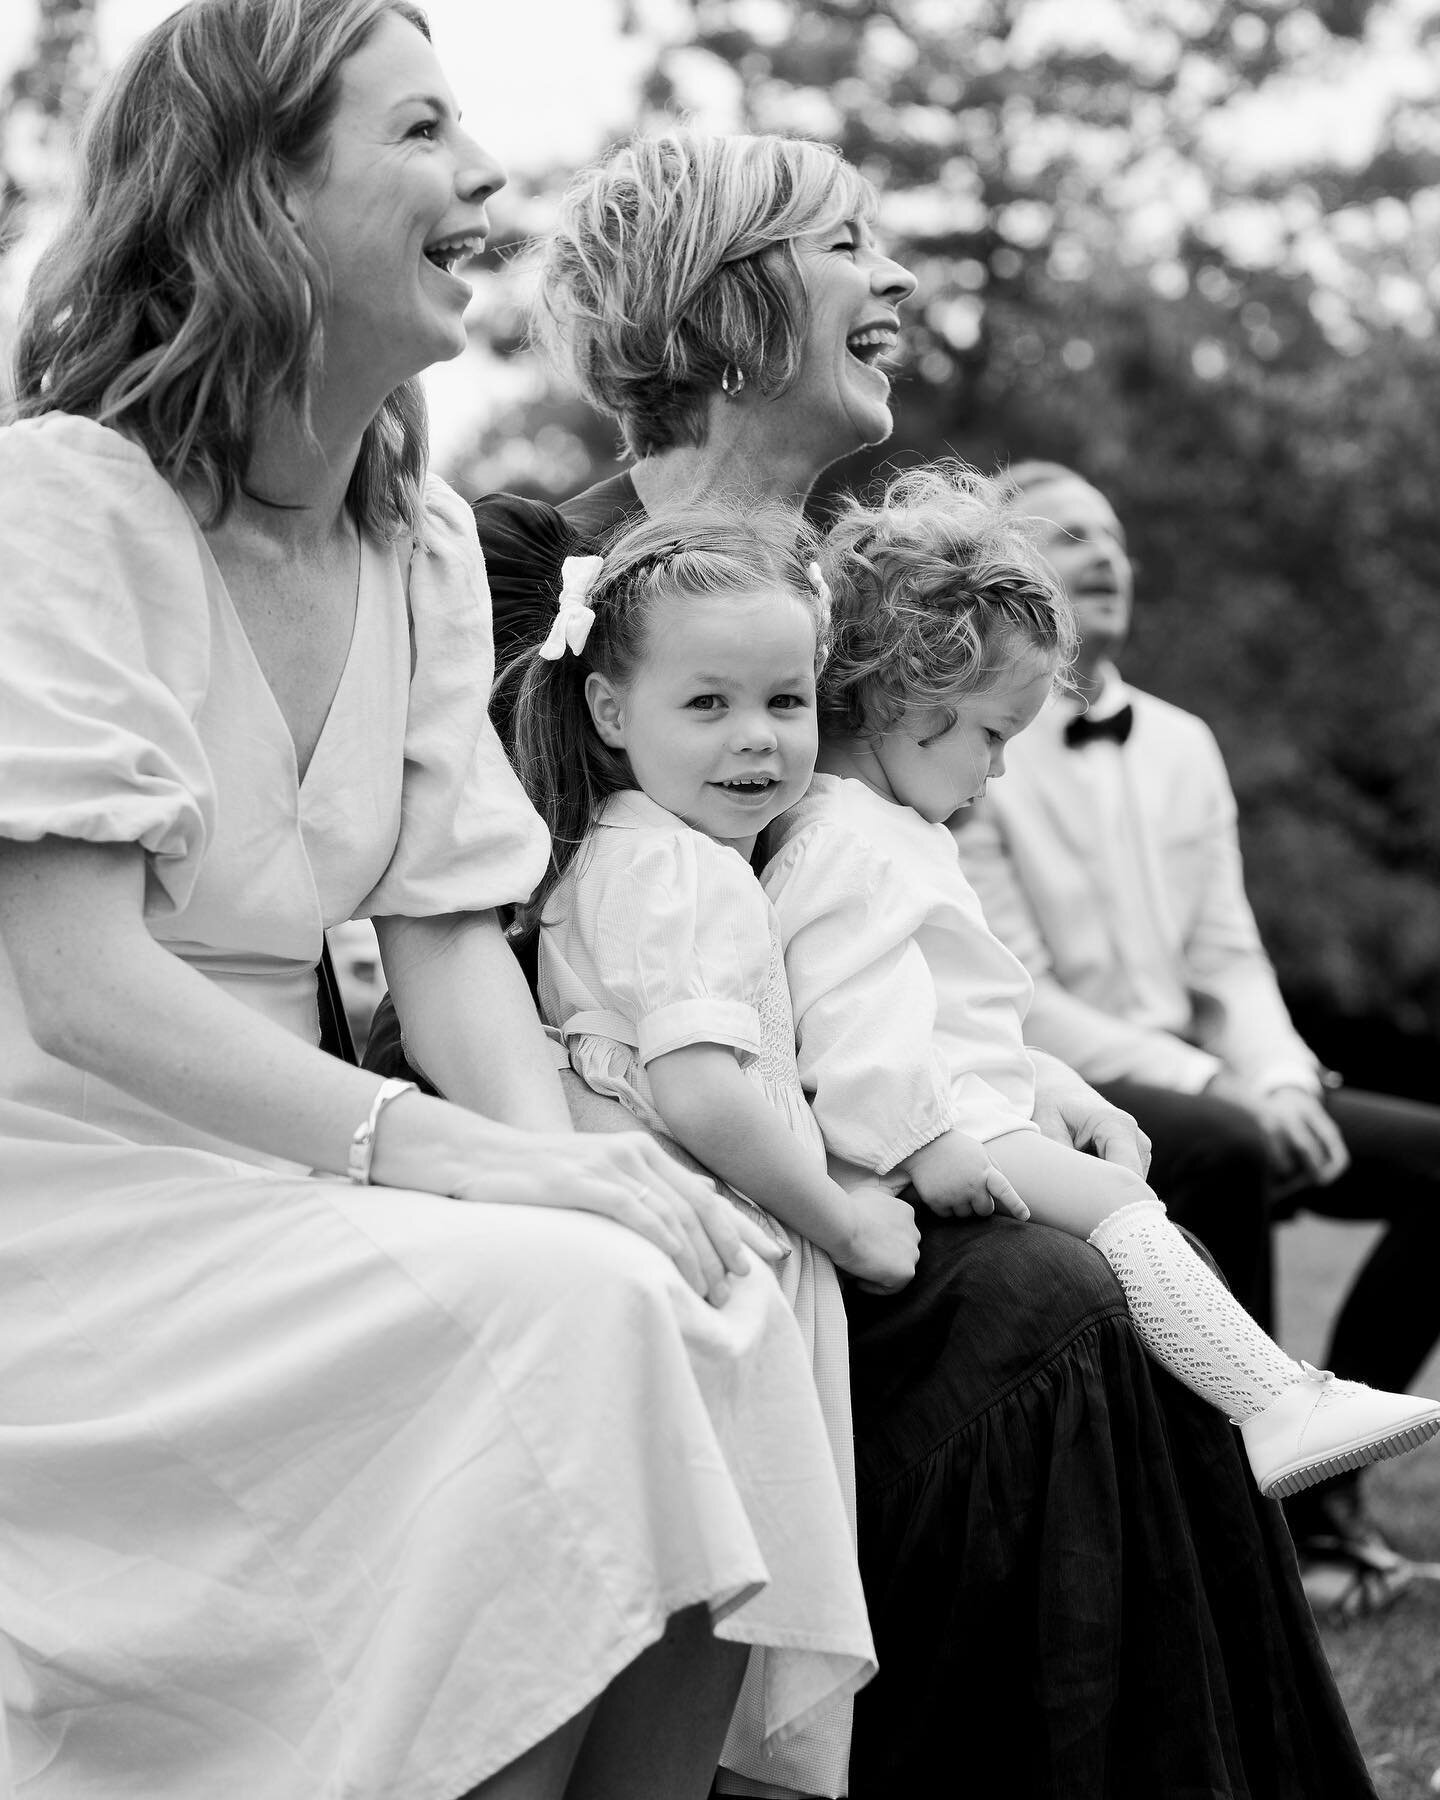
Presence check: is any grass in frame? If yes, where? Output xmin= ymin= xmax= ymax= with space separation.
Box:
xmin=1276 ymin=1216 xmax=1440 ymax=1800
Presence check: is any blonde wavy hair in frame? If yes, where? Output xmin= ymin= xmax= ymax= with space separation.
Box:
xmin=531 ymin=128 xmax=877 ymax=458
xmin=818 ymin=460 xmax=1077 ymax=741
xmin=12 ymin=0 xmax=431 ymax=536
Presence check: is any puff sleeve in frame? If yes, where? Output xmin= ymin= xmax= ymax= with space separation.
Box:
xmin=357 ymin=476 xmax=550 ymax=920
xmin=0 ymin=415 xmax=214 ymax=915
xmin=553 ymin=829 xmax=772 ymax=1067
xmin=763 ymin=823 xmax=961 ymax=1176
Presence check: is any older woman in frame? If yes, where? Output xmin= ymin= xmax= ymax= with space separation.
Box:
xmin=0 ymin=21 xmax=878 ymax=1800
xmin=370 ymin=131 xmax=1377 ymax=1799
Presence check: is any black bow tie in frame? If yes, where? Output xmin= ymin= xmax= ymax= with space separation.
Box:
xmin=1064 ymin=703 xmax=1134 ymax=749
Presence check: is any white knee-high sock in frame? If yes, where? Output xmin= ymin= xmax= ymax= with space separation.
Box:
xmin=1088 ymin=1200 xmax=1307 ymax=1424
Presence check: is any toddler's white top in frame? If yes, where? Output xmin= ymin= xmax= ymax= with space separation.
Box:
xmin=763 ymin=775 xmax=1038 ymax=1182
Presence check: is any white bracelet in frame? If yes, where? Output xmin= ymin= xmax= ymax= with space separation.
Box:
xmin=347 ymin=1078 xmax=418 ymax=1185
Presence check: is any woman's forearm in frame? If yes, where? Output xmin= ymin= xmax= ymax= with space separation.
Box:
xmin=0 ymin=838 xmax=520 ymax=1189
xmin=647 ymin=1044 xmax=857 ymax=1259
xmin=0 ymin=839 xmax=778 ymax=1304
xmin=374 ymin=910 xmax=571 ymax=1132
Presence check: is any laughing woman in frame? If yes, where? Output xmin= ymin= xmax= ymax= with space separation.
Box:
xmin=368 ymin=130 xmax=1377 ymax=1799
xmin=0 ymin=15 xmax=878 ymax=1800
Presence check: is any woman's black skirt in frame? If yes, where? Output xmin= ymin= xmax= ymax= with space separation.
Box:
xmin=846 ymin=1211 xmax=1374 ymax=1798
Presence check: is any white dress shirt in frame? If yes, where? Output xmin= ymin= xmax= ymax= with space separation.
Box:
xmin=954 ymin=665 xmax=1320 ymax=1096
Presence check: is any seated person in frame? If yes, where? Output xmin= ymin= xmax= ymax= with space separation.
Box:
xmin=0 ymin=10 xmax=873 ymax=1796
xmin=368 ymin=126 xmax=1386 ymax=1796
xmin=955 ymin=456 xmax=1440 ymax=1599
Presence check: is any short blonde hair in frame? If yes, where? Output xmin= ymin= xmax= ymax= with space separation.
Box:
xmin=819 ymin=461 xmax=1077 ymax=740
xmin=531 ymin=128 xmax=877 ymax=458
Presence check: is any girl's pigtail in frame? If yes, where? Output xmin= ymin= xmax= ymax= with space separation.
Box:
xmin=509 ymin=556 xmax=628 ymax=940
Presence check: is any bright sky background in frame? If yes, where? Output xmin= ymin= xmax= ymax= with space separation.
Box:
xmin=0 ymin=0 xmax=700 ymax=174
xmin=0 ymin=0 xmax=730 ymax=177
xmin=6 ymin=0 xmax=1434 ymax=181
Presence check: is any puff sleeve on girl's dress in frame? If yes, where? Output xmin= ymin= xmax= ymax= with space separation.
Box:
xmin=0 ymin=414 xmax=215 ymax=915
xmin=356 ymin=476 xmax=551 ymax=922
xmin=540 ymin=807 xmax=775 ymax=1130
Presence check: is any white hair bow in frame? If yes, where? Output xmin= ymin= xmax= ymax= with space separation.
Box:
xmin=537 ymin=554 xmax=605 ymax=660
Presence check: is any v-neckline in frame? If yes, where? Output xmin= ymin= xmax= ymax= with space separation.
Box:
xmin=190 ymin=519 xmax=366 ymax=794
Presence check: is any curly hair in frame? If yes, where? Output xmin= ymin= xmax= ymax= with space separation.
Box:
xmin=508 ymin=500 xmax=827 ymax=937
xmin=818 ymin=460 xmax=1077 ymax=741
xmin=530 ymin=128 xmax=877 ymax=459
xmin=12 ymin=0 xmax=430 ymax=536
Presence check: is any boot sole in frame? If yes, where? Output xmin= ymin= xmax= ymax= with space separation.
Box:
xmin=1259 ymin=1414 xmax=1440 ymax=1499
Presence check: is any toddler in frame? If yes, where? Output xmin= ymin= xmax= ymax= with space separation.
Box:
xmin=508 ymin=504 xmax=918 ymax=1797
xmin=761 ymin=461 xmax=1440 ymax=1501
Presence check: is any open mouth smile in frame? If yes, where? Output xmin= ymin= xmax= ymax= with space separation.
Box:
xmin=846 ymin=324 xmax=899 ymax=369
xmin=423 ymin=232 xmax=485 ymax=276
xmin=712 ymin=776 xmax=782 ymax=799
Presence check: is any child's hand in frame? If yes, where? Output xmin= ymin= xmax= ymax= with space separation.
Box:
xmin=833 ymin=1184 xmax=921 ymax=1294
xmin=902 ymin=1130 xmax=1030 ymax=1222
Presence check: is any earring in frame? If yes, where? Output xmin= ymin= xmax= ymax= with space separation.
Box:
xmin=721 ymin=363 xmax=746 ymax=398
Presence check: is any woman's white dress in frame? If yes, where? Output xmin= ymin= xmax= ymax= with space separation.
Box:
xmin=537 ymin=789 xmax=858 ymax=1798
xmin=0 ymin=418 xmax=874 ymax=1800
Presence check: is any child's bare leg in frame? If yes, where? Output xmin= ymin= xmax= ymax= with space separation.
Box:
xmin=984 ymin=1128 xmax=1154 ymax=1238
xmin=458 ymin=1608 xmax=744 ymax=1800
xmin=986 ymin=1130 xmax=1440 ymax=1498
xmin=565 ymin=1604 xmax=748 ymax=1800
xmin=460 ymin=1706 xmax=593 ymax=1799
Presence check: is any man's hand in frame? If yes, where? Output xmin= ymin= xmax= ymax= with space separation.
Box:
xmin=1204 ymin=1071 xmax=1349 ymax=1190
xmin=1264 ymin=1085 xmax=1349 ymax=1186
xmin=1028 ymin=1048 xmax=1152 ymax=1176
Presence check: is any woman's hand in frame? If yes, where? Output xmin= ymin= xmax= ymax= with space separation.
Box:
xmin=902 ymin=1129 xmax=1030 ymax=1221
xmin=831 ymin=1184 xmax=921 ymax=1294
xmin=377 ymin=1094 xmax=784 ymax=1308
xmin=1028 ymin=1049 xmax=1152 ymax=1176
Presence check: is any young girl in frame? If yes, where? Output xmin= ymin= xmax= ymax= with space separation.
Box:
xmin=761 ymin=460 xmax=1440 ymax=1502
xmin=508 ymin=504 xmax=918 ymax=1799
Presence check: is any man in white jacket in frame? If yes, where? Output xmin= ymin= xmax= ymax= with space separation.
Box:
xmin=955 ymin=459 xmax=1440 ymax=1602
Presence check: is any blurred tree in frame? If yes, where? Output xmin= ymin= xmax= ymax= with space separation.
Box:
xmin=0 ymin=0 xmax=99 ymax=400
xmin=437 ymin=184 xmax=630 ymax=500
xmin=619 ymin=0 xmax=1440 ymax=1053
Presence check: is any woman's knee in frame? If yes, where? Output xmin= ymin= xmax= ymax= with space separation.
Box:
xmin=912 ymin=1215 xmax=1128 ymax=1347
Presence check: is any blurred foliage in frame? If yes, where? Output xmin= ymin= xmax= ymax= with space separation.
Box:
xmin=0 ymin=0 xmax=99 ymax=400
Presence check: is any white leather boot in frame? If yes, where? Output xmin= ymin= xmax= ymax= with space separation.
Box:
xmin=1089 ymin=1201 xmax=1440 ymax=1498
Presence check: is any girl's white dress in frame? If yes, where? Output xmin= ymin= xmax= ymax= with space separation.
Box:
xmin=538 ymin=789 xmax=859 ymax=1799
xmin=762 ymin=775 xmax=1039 ymax=1190
xmin=0 ymin=418 xmax=874 ymax=1800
